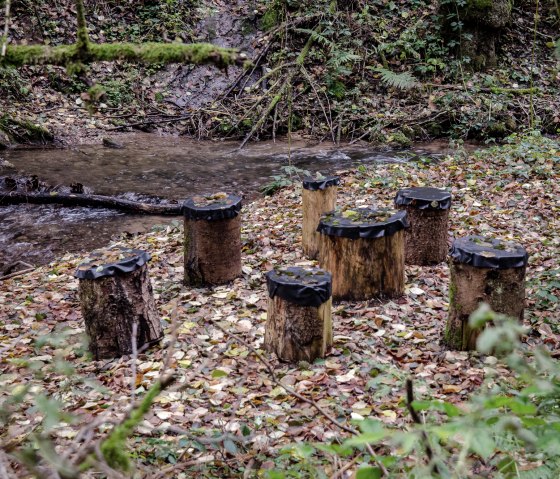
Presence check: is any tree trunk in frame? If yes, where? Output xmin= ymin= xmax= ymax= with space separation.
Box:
xmin=0 ymin=191 xmax=182 ymax=215
xmin=264 ymin=266 xmax=333 ymax=362
xmin=400 ymin=207 xmax=449 ymax=265
xmin=445 ymin=262 xmax=526 ymax=350
xmin=265 ymin=295 xmax=332 ymax=362
xmin=302 ymin=176 xmax=339 ymax=260
xmin=440 ymin=0 xmax=513 ymax=70
xmin=444 ymin=235 xmax=528 ymax=350
xmin=184 ymin=216 xmax=242 ymax=286
xmin=78 ymin=264 xmax=162 ymax=360
xmin=319 ymin=232 xmax=405 ymax=300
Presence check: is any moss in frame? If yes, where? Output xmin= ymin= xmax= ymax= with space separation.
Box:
xmin=261 ymin=6 xmax=280 ymax=31
xmin=2 ymin=42 xmax=239 ymax=69
xmin=0 ymin=115 xmax=53 ymax=143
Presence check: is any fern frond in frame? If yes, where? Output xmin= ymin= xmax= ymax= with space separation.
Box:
xmin=372 ymin=67 xmax=420 ymax=90
xmin=328 ymin=50 xmax=361 ymax=68
xmin=556 ymin=39 xmax=560 ymax=59
xmin=294 ymin=28 xmax=334 ymax=48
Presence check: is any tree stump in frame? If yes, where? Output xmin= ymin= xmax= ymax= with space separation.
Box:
xmin=264 ymin=266 xmax=333 ymax=362
xmin=317 ymin=208 xmax=408 ymax=300
xmin=302 ymin=176 xmax=340 ymax=259
xmin=445 ymin=235 xmax=528 ymax=351
xmin=394 ymin=187 xmax=452 ymax=265
xmin=75 ymin=247 xmax=162 ymax=360
xmin=183 ymin=192 xmax=242 ymax=286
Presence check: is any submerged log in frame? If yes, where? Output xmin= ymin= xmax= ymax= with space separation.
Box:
xmin=264 ymin=266 xmax=333 ymax=362
xmin=317 ymin=208 xmax=408 ymax=300
xmin=0 ymin=191 xmax=182 ymax=215
xmin=394 ymin=187 xmax=452 ymax=265
xmin=183 ymin=193 xmax=242 ymax=286
xmin=75 ymin=247 xmax=162 ymax=360
xmin=445 ymin=236 xmax=528 ymax=351
xmin=302 ymin=176 xmax=339 ymax=260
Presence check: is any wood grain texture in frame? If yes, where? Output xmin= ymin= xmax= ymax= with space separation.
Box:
xmin=302 ymin=187 xmax=337 ymax=259
xmin=318 ymin=231 xmax=405 ymax=300
xmin=445 ymin=262 xmax=526 ymax=350
xmin=78 ymin=264 xmax=162 ymax=360
xmin=184 ymin=216 xmax=241 ymax=286
xmin=265 ymin=296 xmax=332 ymax=362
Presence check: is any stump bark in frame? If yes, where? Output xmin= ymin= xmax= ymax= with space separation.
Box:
xmin=75 ymin=248 xmax=162 ymax=360
xmin=264 ymin=267 xmax=332 ymax=362
xmin=395 ymin=187 xmax=452 ymax=265
xmin=445 ymin=236 xmax=528 ymax=351
xmin=317 ymin=208 xmax=408 ymax=300
xmin=302 ymin=176 xmax=339 ymax=259
xmin=183 ymin=193 xmax=242 ymax=286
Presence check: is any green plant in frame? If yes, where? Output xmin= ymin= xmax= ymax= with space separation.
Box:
xmin=268 ymin=304 xmax=560 ymax=478
xmin=260 ymin=165 xmax=312 ymax=195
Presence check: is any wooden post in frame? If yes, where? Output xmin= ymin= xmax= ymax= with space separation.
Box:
xmin=75 ymin=247 xmax=162 ymax=360
xmin=183 ymin=193 xmax=242 ymax=286
xmin=394 ymin=187 xmax=452 ymax=265
xmin=264 ymin=266 xmax=333 ymax=362
xmin=445 ymin=235 xmax=528 ymax=351
xmin=302 ymin=176 xmax=340 ymax=259
xmin=317 ymin=208 xmax=408 ymax=300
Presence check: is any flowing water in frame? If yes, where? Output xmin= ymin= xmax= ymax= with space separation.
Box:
xmin=0 ymin=134 xmax=457 ymax=271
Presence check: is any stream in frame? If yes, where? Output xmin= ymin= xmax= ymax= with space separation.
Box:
xmin=0 ymin=134 xmax=457 ymax=271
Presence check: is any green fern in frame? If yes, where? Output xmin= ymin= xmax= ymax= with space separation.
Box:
xmin=371 ymin=67 xmax=420 ymax=90
xmin=294 ymin=28 xmax=334 ymax=48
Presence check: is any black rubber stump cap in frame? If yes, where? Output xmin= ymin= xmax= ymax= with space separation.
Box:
xmin=450 ymin=235 xmax=528 ymax=269
xmin=183 ymin=193 xmax=242 ymax=221
xmin=75 ymin=247 xmax=151 ymax=280
xmin=266 ymin=266 xmax=332 ymax=307
xmin=302 ymin=176 xmax=341 ymax=191
xmin=394 ymin=187 xmax=452 ymax=210
xmin=317 ymin=208 xmax=408 ymax=240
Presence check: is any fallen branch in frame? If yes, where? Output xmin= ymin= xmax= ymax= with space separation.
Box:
xmin=2 ymin=42 xmax=242 ymax=69
xmin=239 ymin=30 xmax=316 ymax=149
xmin=0 ymin=267 xmax=34 ymax=281
xmin=0 ymin=192 xmax=182 ymax=215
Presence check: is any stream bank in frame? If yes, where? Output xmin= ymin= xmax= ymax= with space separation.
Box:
xmin=0 ymin=135 xmax=459 ymax=273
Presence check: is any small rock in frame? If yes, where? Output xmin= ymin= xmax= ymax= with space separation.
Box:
xmin=102 ymin=137 xmax=125 ymax=149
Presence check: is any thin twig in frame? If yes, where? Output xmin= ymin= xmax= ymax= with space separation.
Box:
xmin=130 ymin=321 xmax=138 ymax=401
xmin=406 ymin=379 xmax=439 ymax=474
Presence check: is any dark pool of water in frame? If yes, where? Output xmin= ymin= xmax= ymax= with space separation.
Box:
xmin=0 ymin=135 xmax=457 ymax=271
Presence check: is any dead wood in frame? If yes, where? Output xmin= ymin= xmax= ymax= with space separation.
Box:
xmin=0 ymin=191 xmax=182 ymax=215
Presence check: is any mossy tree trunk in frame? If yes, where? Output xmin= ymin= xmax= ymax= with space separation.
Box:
xmin=440 ymin=0 xmax=513 ymax=70
xmin=1 ymin=0 xmax=241 ymax=69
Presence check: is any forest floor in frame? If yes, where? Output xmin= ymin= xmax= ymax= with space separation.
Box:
xmin=0 ymin=134 xmax=558 ymax=477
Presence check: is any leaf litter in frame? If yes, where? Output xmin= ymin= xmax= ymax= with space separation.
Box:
xmin=0 ymin=137 xmax=559 ymax=475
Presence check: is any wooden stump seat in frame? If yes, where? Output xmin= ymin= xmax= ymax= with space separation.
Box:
xmin=264 ymin=266 xmax=333 ymax=362
xmin=317 ymin=208 xmax=408 ymax=300
xmin=302 ymin=175 xmax=340 ymax=259
xmin=394 ymin=186 xmax=452 ymax=265
xmin=183 ymin=192 xmax=242 ymax=286
xmin=445 ymin=235 xmax=528 ymax=350
xmin=75 ymin=247 xmax=162 ymax=360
